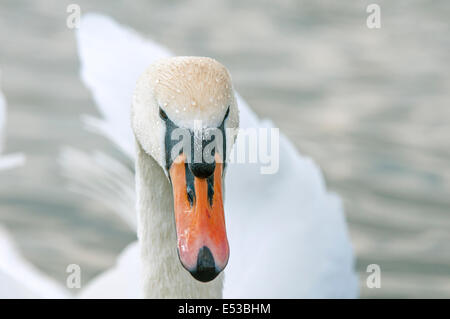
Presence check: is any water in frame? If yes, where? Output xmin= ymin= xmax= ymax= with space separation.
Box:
xmin=0 ymin=0 xmax=449 ymax=298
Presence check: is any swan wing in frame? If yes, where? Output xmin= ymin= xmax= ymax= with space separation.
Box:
xmin=76 ymin=13 xmax=171 ymax=159
xmin=0 ymin=84 xmax=25 ymax=170
xmin=78 ymin=242 xmax=141 ymax=299
xmin=59 ymin=147 xmax=136 ymax=230
xmin=0 ymin=226 xmax=70 ymax=298
xmin=224 ymin=126 xmax=358 ymax=297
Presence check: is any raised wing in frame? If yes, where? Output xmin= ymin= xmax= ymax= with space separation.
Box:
xmin=0 ymin=84 xmax=25 ymax=170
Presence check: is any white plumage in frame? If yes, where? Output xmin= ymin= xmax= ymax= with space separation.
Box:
xmin=0 ymin=225 xmax=70 ymax=299
xmin=0 ymin=86 xmax=25 ymax=170
xmin=0 ymin=13 xmax=358 ymax=298
xmin=71 ymin=13 xmax=358 ymax=298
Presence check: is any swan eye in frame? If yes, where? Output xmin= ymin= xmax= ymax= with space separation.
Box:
xmin=159 ymin=107 xmax=168 ymax=121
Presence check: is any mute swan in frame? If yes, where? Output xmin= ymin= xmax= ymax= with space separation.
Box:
xmin=61 ymin=13 xmax=358 ymax=299
xmin=0 ymin=13 xmax=357 ymax=298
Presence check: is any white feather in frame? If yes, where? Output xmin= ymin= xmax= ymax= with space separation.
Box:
xmin=59 ymin=147 xmax=136 ymax=230
xmin=0 ymin=85 xmax=25 ymax=170
xmin=0 ymin=226 xmax=70 ymax=298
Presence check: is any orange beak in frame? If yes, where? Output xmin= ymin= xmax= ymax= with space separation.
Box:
xmin=169 ymin=153 xmax=229 ymax=282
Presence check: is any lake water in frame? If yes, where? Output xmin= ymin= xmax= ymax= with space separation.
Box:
xmin=0 ymin=0 xmax=449 ymax=298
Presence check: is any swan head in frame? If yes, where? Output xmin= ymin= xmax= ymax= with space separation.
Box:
xmin=132 ymin=56 xmax=239 ymax=282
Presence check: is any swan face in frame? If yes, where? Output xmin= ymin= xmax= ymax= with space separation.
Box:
xmin=132 ymin=56 xmax=239 ymax=282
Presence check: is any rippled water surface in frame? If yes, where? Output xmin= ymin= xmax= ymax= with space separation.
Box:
xmin=0 ymin=0 xmax=449 ymax=298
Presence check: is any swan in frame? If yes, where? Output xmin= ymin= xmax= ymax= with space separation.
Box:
xmin=60 ymin=13 xmax=358 ymax=298
xmin=0 ymin=13 xmax=357 ymax=298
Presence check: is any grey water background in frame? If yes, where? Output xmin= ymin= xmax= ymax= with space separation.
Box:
xmin=0 ymin=0 xmax=449 ymax=298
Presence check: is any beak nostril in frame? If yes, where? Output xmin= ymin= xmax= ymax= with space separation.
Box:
xmin=186 ymin=187 xmax=195 ymax=206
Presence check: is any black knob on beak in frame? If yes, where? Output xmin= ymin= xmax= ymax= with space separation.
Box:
xmin=189 ymin=162 xmax=216 ymax=179
xmin=189 ymin=246 xmax=219 ymax=282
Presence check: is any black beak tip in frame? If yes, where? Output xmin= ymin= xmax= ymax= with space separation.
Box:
xmin=190 ymin=267 xmax=219 ymax=282
xmin=189 ymin=246 xmax=220 ymax=282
